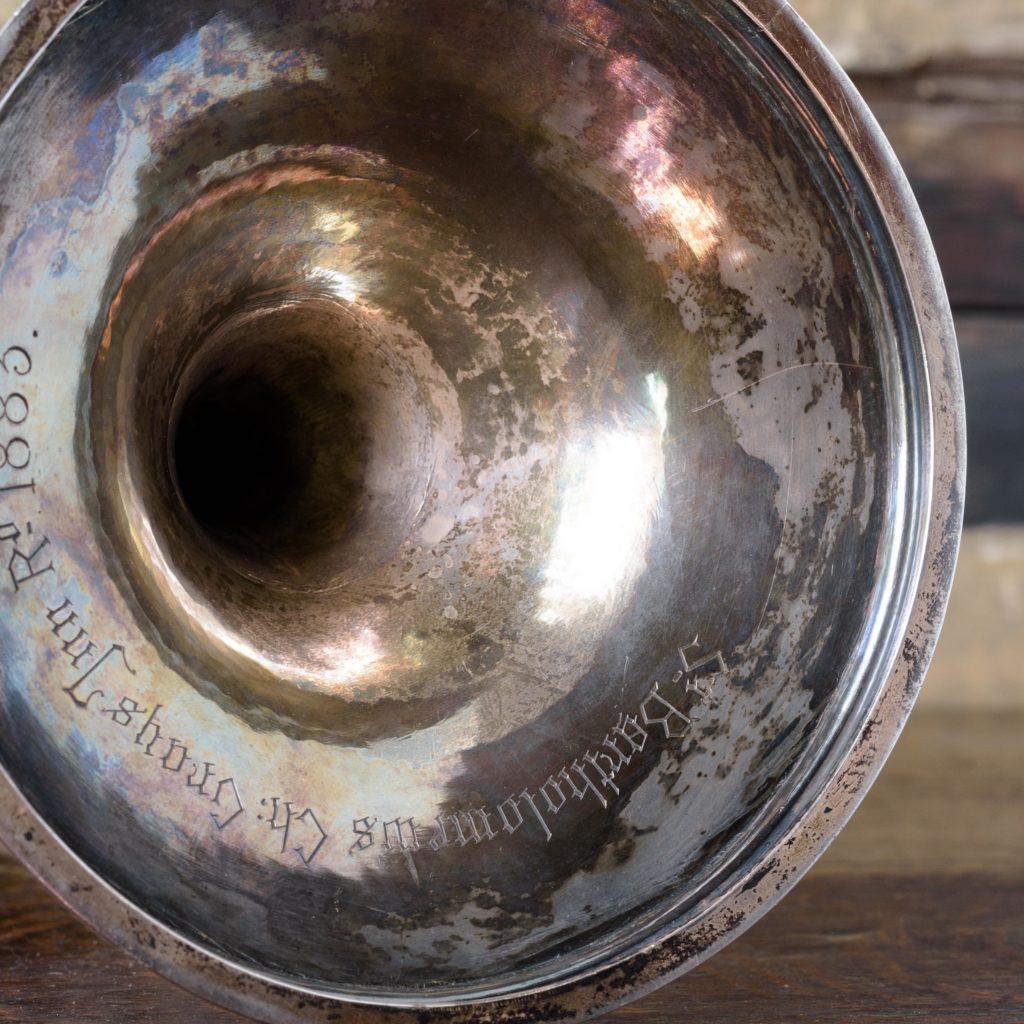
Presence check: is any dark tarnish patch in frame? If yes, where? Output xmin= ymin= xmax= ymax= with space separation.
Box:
xmin=753 ymin=717 xmax=801 ymax=771
xmin=741 ymin=856 xmax=778 ymax=892
xmin=736 ymin=349 xmax=764 ymax=383
xmin=901 ymin=478 xmax=963 ymax=704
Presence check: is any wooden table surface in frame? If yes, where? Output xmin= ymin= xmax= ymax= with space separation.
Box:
xmin=1 ymin=0 xmax=1023 ymax=1021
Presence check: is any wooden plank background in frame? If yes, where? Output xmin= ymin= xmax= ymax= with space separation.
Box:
xmin=0 ymin=0 xmax=1022 ymax=1021
xmin=798 ymin=0 xmax=1024 ymax=71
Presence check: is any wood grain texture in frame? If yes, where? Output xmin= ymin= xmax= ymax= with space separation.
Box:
xmin=2 ymin=710 xmax=1021 ymax=1022
xmin=956 ymin=317 xmax=1024 ymax=524
xmin=917 ymin=530 xmax=1024 ymax=708
xmin=856 ymin=61 xmax=1024 ymax=311
xmin=797 ymin=0 xmax=1024 ymax=71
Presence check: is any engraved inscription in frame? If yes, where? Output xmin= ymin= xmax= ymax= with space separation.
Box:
xmin=0 ymin=340 xmax=50 ymax=588
xmin=351 ymin=638 xmax=729 ymax=856
xmin=348 ymin=816 xmax=378 ymax=855
xmin=32 ymin=588 xmax=249 ymax=839
xmin=65 ymin=643 xmax=135 ymax=710
xmin=98 ymin=692 xmax=247 ymax=831
xmin=381 ymin=816 xmax=420 ymax=852
xmin=259 ymin=797 xmax=328 ymax=866
xmin=0 ymin=521 xmax=53 ymax=591
xmin=41 ymin=594 xmax=136 ymax=708
xmin=0 ymin=344 xmax=36 ymax=499
xmin=0 ymin=346 xmax=40 ymax=551
xmin=209 ymin=777 xmax=245 ymax=831
xmin=47 ymin=597 xmax=99 ymax=669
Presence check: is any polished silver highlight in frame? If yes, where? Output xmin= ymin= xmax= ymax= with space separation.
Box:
xmin=0 ymin=0 xmax=964 ymax=1021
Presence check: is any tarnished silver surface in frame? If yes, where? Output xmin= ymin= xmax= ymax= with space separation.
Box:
xmin=0 ymin=0 xmax=964 ymax=1021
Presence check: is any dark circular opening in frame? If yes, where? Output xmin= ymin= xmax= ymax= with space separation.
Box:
xmin=174 ymin=364 xmax=314 ymax=546
xmin=170 ymin=335 xmax=371 ymax=574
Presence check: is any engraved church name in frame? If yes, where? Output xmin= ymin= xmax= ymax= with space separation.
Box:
xmin=347 ymin=642 xmax=729 ymax=858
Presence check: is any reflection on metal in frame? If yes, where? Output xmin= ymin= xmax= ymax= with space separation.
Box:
xmin=0 ymin=0 xmax=964 ymax=1021
xmin=538 ymin=423 xmax=665 ymax=625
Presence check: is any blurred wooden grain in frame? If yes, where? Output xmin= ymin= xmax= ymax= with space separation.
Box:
xmin=798 ymin=0 xmax=1024 ymax=72
xmin=855 ymin=61 xmax=1024 ymax=312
